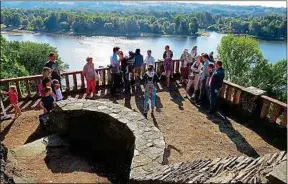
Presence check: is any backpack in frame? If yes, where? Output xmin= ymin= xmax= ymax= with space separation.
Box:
xmin=145 ymin=76 xmax=155 ymax=93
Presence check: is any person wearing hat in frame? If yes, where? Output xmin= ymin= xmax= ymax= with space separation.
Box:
xmin=83 ymin=56 xmax=97 ymax=98
xmin=180 ymin=49 xmax=191 ymax=84
xmin=142 ymin=64 xmax=160 ymax=115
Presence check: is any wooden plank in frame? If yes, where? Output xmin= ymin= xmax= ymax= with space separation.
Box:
xmin=261 ymin=95 xmax=287 ymax=107
xmin=260 ymin=99 xmax=271 ymax=119
xmin=107 ymin=70 xmax=111 ymax=85
xmin=102 ymin=69 xmax=106 ymax=86
xmin=64 ymin=75 xmax=70 ymax=92
xmin=80 ymin=72 xmax=85 ymax=89
xmin=25 ymin=80 xmax=31 ymax=98
xmin=15 ymin=81 xmax=22 ymax=99
xmin=175 ymin=60 xmax=180 ymax=74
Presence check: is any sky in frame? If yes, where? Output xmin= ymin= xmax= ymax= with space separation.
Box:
xmin=189 ymin=1 xmax=286 ymax=8
xmin=146 ymin=1 xmax=287 ymax=8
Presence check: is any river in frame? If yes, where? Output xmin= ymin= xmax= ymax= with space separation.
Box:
xmin=2 ymin=32 xmax=286 ymax=71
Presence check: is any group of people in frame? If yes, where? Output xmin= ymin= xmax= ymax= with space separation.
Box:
xmin=1 ymin=45 xmax=224 ymax=119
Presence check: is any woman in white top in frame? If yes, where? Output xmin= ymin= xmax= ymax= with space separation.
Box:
xmin=184 ymin=55 xmax=203 ymax=99
xmin=191 ymin=46 xmax=197 ymax=64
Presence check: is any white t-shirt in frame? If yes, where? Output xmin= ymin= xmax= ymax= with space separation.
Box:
xmin=144 ymin=56 xmax=155 ymax=66
xmin=55 ymin=88 xmax=63 ymax=101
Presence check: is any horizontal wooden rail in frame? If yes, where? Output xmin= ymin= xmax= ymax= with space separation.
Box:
xmin=1 ymin=59 xmax=286 ymax=128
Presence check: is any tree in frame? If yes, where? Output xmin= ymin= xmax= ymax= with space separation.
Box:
xmin=188 ymin=18 xmax=198 ymax=35
xmin=44 ymin=12 xmax=59 ymax=31
xmin=218 ymin=35 xmax=287 ymax=102
xmin=0 ymin=35 xmax=68 ymax=79
xmin=217 ymin=35 xmax=263 ymax=85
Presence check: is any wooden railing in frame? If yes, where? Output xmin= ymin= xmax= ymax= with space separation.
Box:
xmin=0 ymin=59 xmax=286 ymax=127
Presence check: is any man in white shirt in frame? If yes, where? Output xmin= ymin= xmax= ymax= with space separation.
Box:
xmin=144 ymin=50 xmax=155 ymax=69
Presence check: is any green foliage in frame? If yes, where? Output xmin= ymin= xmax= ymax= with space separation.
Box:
xmin=218 ymin=35 xmax=287 ymax=102
xmin=0 ymin=35 xmax=68 ymax=79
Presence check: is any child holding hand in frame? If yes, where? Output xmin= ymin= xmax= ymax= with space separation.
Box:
xmin=52 ymin=79 xmax=63 ymax=101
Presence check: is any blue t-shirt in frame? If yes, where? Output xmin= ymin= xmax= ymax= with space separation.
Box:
xmin=201 ymin=60 xmax=211 ymax=81
xmin=42 ymin=95 xmax=54 ymax=112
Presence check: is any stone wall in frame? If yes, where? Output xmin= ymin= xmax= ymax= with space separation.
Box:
xmin=49 ymin=98 xmax=166 ymax=182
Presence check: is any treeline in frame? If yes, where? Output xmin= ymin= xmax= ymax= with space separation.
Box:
xmin=0 ymin=35 xmax=68 ymax=79
xmin=1 ymin=9 xmax=287 ymax=39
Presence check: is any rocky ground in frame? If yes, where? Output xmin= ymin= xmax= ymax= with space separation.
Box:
xmin=0 ymin=86 xmax=283 ymax=183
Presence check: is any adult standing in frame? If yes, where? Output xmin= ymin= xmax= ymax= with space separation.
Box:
xmin=83 ymin=57 xmax=97 ymax=98
xmin=197 ymin=53 xmax=211 ymax=105
xmin=191 ymin=46 xmax=197 ymax=65
xmin=184 ymin=56 xmax=203 ymax=99
xmin=208 ymin=60 xmax=225 ymax=114
xmin=45 ymin=52 xmax=61 ymax=88
xmin=180 ymin=49 xmax=190 ymax=84
xmin=163 ymin=45 xmax=173 ymax=88
xmin=209 ymin=52 xmax=215 ymax=63
xmin=119 ymin=51 xmax=131 ymax=94
xmin=133 ymin=49 xmax=144 ymax=86
xmin=110 ymin=47 xmax=121 ymax=96
xmin=144 ymin=50 xmax=155 ymax=69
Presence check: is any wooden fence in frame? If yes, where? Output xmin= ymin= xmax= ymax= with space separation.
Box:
xmin=0 ymin=59 xmax=286 ymax=127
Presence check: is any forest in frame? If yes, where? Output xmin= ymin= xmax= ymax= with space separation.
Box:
xmin=1 ymin=8 xmax=287 ymax=40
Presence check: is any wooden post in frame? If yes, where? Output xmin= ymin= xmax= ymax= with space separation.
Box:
xmin=260 ymin=99 xmax=271 ymax=119
xmin=175 ymin=60 xmax=180 ymax=74
xmin=15 ymin=81 xmax=22 ymax=99
xmin=233 ymin=89 xmax=242 ymax=104
xmin=25 ymin=80 xmax=31 ymax=98
xmin=102 ymin=69 xmax=106 ymax=86
xmin=270 ymin=104 xmax=281 ymax=123
xmin=80 ymin=72 xmax=85 ymax=90
xmin=73 ymin=73 xmax=77 ymax=91
xmin=280 ymin=109 xmax=287 ymax=127
xmin=226 ymin=86 xmax=233 ymax=102
xmin=64 ymin=75 xmax=70 ymax=92
xmin=34 ymin=79 xmax=41 ymax=97
xmin=220 ymin=84 xmax=226 ymax=98
xmin=107 ymin=69 xmax=111 ymax=85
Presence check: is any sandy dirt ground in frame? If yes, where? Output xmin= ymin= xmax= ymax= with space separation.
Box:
xmin=0 ymin=85 xmax=281 ymax=183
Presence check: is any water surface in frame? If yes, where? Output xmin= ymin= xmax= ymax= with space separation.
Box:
xmin=2 ymin=32 xmax=286 ymax=71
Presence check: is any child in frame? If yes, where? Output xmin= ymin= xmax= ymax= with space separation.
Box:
xmin=52 ymin=79 xmax=63 ymax=101
xmin=1 ymin=86 xmax=21 ymax=118
xmin=39 ymin=67 xmax=52 ymax=97
xmin=83 ymin=57 xmax=97 ymax=98
xmin=143 ymin=64 xmax=160 ymax=114
xmin=40 ymin=86 xmax=55 ymax=114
